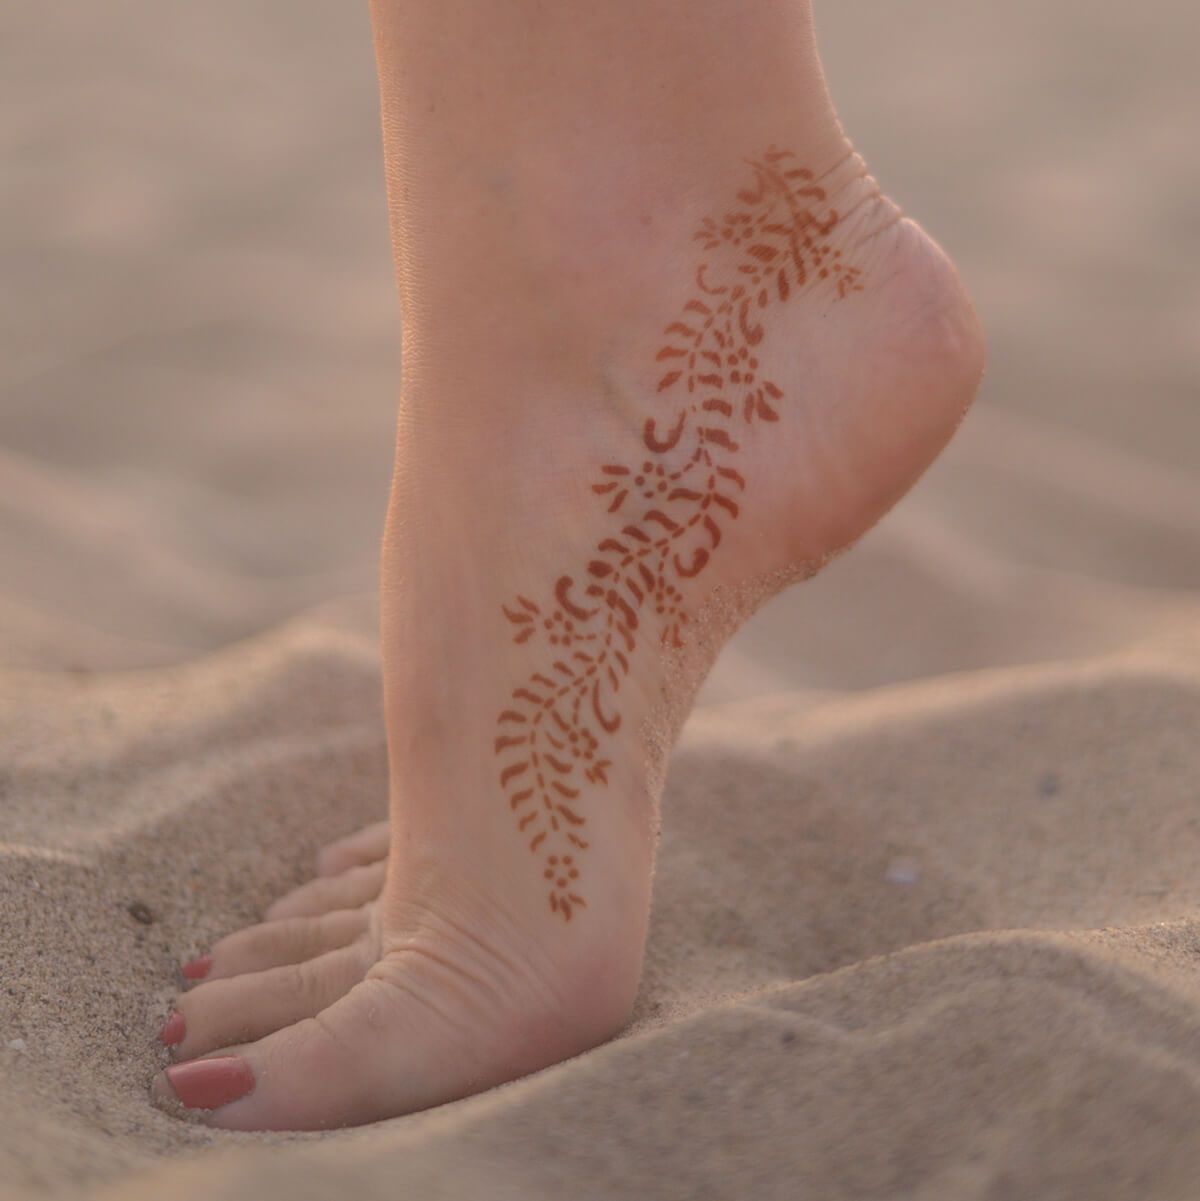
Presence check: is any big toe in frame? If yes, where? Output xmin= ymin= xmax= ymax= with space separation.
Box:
xmin=151 ymin=967 xmax=573 ymax=1131
xmin=154 ymin=979 xmax=426 ymax=1130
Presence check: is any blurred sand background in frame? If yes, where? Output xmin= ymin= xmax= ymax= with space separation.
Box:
xmin=2 ymin=1 xmax=1199 ymax=1197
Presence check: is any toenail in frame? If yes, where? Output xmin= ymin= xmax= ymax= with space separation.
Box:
xmin=158 ymin=1010 xmax=185 ymax=1047
xmin=181 ymin=954 xmax=212 ymax=981
xmin=164 ymin=1057 xmax=255 ymax=1110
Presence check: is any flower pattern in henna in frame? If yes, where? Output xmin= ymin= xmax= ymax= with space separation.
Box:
xmin=494 ymin=147 xmax=865 ymax=920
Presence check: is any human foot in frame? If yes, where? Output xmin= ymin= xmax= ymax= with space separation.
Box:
xmin=152 ymin=144 xmax=983 ymax=1130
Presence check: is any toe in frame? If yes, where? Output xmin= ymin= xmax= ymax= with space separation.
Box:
xmin=265 ymin=860 xmax=387 ymax=921
xmin=154 ymin=981 xmax=398 ymax=1130
xmin=200 ymin=908 xmax=369 ymax=982
xmin=315 ymin=820 xmax=390 ymax=876
xmin=166 ymin=943 xmax=368 ymax=1061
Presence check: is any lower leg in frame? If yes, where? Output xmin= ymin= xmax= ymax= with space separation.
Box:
xmin=370 ymin=0 xmax=851 ymax=380
xmin=152 ymin=0 xmax=984 ymax=1130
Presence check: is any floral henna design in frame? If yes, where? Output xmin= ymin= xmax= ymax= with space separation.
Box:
xmin=495 ymin=147 xmax=866 ymax=921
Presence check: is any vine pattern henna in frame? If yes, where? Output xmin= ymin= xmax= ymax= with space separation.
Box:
xmin=495 ymin=147 xmax=865 ymax=921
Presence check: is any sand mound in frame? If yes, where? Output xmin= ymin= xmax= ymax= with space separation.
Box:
xmin=5 ymin=625 xmax=1200 ymax=1199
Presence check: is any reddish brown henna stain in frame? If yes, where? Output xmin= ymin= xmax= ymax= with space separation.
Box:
xmin=495 ymin=148 xmax=867 ymax=921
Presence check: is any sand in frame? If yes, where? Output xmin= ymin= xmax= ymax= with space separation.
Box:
xmin=3 ymin=0 xmax=1200 ymax=1197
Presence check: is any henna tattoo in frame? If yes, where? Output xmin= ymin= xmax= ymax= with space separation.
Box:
xmin=495 ymin=148 xmax=865 ymax=921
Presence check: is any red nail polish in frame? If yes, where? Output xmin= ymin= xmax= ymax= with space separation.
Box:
xmin=158 ymin=1010 xmax=185 ymax=1047
xmin=164 ymin=1057 xmax=255 ymax=1109
xmin=181 ymin=955 xmax=212 ymax=981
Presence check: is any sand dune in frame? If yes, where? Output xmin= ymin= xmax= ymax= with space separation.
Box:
xmin=3 ymin=0 xmax=1200 ymax=1197
xmin=5 ymin=626 xmax=1200 ymax=1199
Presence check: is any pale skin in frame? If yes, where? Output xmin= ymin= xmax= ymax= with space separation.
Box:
xmin=151 ymin=0 xmax=985 ymax=1129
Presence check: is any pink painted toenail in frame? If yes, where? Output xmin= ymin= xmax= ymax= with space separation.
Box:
xmin=164 ymin=1057 xmax=255 ymax=1109
xmin=158 ymin=1010 xmax=185 ymax=1046
xmin=181 ymin=955 xmax=212 ymax=980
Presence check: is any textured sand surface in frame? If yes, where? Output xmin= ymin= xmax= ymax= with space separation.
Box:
xmin=3 ymin=1 xmax=1199 ymax=1197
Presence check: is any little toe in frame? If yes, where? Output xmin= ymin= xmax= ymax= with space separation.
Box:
xmin=200 ymin=908 xmax=370 ymax=982
xmin=264 ymin=860 xmax=386 ymax=921
xmin=165 ymin=943 xmax=368 ymax=1061
xmin=315 ymin=820 xmax=390 ymax=876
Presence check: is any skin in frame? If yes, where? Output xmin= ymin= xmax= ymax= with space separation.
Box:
xmin=495 ymin=148 xmax=868 ymax=922
xmin=151 ymin=0 xmax=986 ymax=1130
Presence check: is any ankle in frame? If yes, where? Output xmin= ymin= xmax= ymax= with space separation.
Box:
xmin=389 ymin=136 xmax=906 ymax=481
xmin=401 ymin=135 xmax=888 ymax=406
xmin=516 ymin=141 xmax=898 ymax=394
xmin=506 ymin=128 xmax=866 ymax=290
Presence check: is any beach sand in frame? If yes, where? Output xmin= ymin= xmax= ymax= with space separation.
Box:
xmin=3 ymin=1 xmax=1200 ymax=1197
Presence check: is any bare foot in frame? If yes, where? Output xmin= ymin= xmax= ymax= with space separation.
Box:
xmin=152 ymin=142 xmax=983 ymax=1128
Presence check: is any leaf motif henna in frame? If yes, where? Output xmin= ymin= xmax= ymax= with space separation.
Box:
xmin=494 ymin=148 xmax=867 ymax=921
xmin=555 ymin=575 xmax=596 ymax=621
xmin=644 ymin=412 xmax=687 ymax=453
